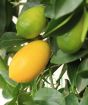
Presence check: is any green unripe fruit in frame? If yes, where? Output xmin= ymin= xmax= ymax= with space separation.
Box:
xmin=16 ymin=5 xmax=46 ymax=39
xmin=56 ymin=12 xmax=88 ymax=54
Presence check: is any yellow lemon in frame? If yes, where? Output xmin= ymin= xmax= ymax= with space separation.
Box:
xmin=9 ymin=40 xmax=50 ymax=83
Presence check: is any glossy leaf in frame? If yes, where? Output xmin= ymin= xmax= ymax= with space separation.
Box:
xmin=2 ymin=83 xmax=20 ymax=99
xmin=0 ymin=69 xmax=17 ymax=87
xmin=65 ymin=94 xmax=79 ymax=105
xmin=0 ymin=56 xmax=7 ymax=89
xmin=67 ymin=61 xmax=80 ymax=91
xmin=0 ymin=32 xmax=26 ymax=51
xmin=0 ymin=56 xmax=7 ymax=70
xmin=2 ymin=84 xmax=15 ymax=99
xmin=83 ymin=87 xmax=88 ymax=96
xmin=0 ymin=56 xmax=17 ymax=87
xmin=45 ymin=0 xmax=83 ymax=19
xmin=44 ymin=10 xmax=83 ymax=38
xmin=18 ymin=92 xmax=37 ymax=105
xmin=44 ymin=15 xmax=72 ymax=37
xmin=34 ymin=88 xmax=66 ymax=105
xmin=76 ymin=75 xmax=88 ymax=92
xmin=78 ymin=58 xmax=88 ymax=78
xmin=51 ymin=50 xmax=88 ymax=65
xmin=0 ymin=75 xmax=6 ymax=89
xmin=80 ymin=93 xmax=88 ymax=105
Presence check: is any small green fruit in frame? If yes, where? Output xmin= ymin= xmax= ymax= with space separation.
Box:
xmin=16 ymin=5 xmax=46 ymax=39
xmin=56 ymin=12 xmax=88 ymax=54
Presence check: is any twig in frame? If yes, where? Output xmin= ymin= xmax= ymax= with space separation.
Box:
xmin=49 ymin=69 xmax=54 ymax=88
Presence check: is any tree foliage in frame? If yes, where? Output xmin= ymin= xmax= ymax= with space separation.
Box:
xmin=0 ymin=0 xmax=88 ymax=105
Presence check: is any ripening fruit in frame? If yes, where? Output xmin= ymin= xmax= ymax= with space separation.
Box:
xmin=9 ymin=40 xmax=50 ymax=83
xmin=16 ymin=5 xmax=46 ymax=39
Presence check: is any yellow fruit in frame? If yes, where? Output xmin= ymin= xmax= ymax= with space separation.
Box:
xmin=9 ymin=40 xmax=50 ymax=83
xmin=16 ymin=5 xmax=46 ymax=39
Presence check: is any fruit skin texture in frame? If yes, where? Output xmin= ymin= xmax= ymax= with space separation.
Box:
xmin=9 ymin=40 xmax=50 ymax=83
xmin=56 ymin=12 xmax=88 ymax=54
xmin=16 ymin=5 xmax=46 ymax=39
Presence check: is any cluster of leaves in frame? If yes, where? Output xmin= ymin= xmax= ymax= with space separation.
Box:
xmin=0 ymin=0 xmax=88 ymax=105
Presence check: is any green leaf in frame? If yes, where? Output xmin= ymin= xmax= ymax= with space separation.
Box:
xmin=51 ymin=50 xmax=88 ymax=65
xmin=0 ymin=75 xmax=6 ymax=89
xmin=0 ymin=56 xmax=8 ymax=89
xmin=5 ymin=98 xmax=17 ymax=105
xmin=0 ymin=32 xmax=26 ymax=51
xmin=2 ymin=84 xmax=15 ymax=99
xmin=80 ymin=92 xmax=88 ymax=105
xmin=0 ymin=56 xmax=7 ymax=70
xmin=18 ymin=92 xmax=37 ymax=105
xmin=0 ymin=69 xmax=17 ymax=87
xmin=44 ymin=14 xmax=72 ymax=37
xmin=34 ymin=88 xmax=66 ymax=105
xmin=0 ymin=0 xmax=6 ymax=34
xmin=12 ymin=84 xmax=21 ymax=97
xmin=83 ymin=87 xmax=88 ymax=96
xmin=65 ymin=94 xmax=79 ymax=105
xmin=67 ymin=61 xmax=79 ymax=84
xmin=44 ymin=10 xmax=83 ymax=38
xmin=67 ymin=61 xmax=80 ymax=91
xmin=2 ymin=83 xmax=20 ymax=99
xmin=0 ymin=57 xmax=17 ymax=87
xmin=78 ymin=58 xmax=88 ymax=78
xmin=76 ymin=75 xmax=88 ymax=92
xmin=45 ymin=0 xmax=83 ymax=19
xmin=40 ymin=0 xmax=50 ymax=5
